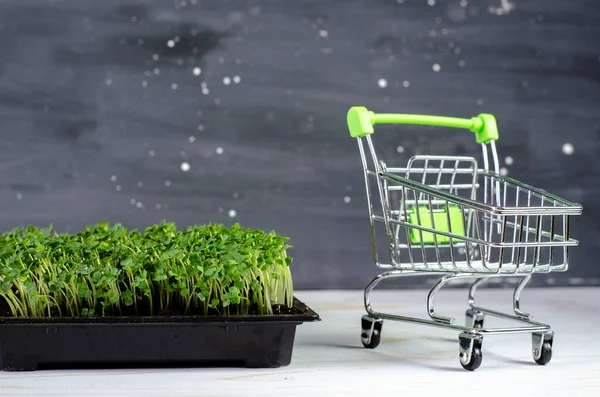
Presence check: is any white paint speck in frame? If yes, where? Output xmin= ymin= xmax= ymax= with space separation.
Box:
xmin=402 ymin=80 xmax=410 ymax=88
xmin=130 ymin=198 xmax=136 ymax=205
xmin=105 ymin=79 xmax=112 ymax=85
xmin=441 ymin=28 xmax=449 ymax=36
xmin=167 ymin=40 xmax=175 ymax=48
xmin=377 ymin=78 xmax=388 ymax=88
xmin=136 ymin=202 xmax=143 ymax=208
xmin=16 ymin=193 xmax=22 ymax=199
xmin=562 ymin=142 xmax=574 ymax=155
xmin=116 ymin=185 xmax=122 ymax=191
xmin=500 ymin=167 xmax=508 ymax=176
xmin=152 ymin=54 xmax=159 ymax=61
xmin=344 ymin=196 xmax=351 ymax=203
xmin=137 ymin=181 xmax=144 ymax=188
xmin=149 ymin=150 xmax=155 ymax=156
xmin=193 ymin=67 xmax=201 ymax=76
xmin=171 ymin=83 xmax=178 ymax=90
xmin=216 ymin=147 xmax=224 ymax=155
xmin=569 ymin=277 xmax=584 ymax=285
xmin=233 ymin=75 xmax=241 ymax=84
xmin=476 ymin=98 xmax=484 ymax=106
xmin=428 ymin=0 xmax=435 ymax=5
xmin=142 ymin=80 xmax=148 ymax=87
xmin=505 ymin=156 xmax=514 ymax=165
xmin=197 ymin=124 xmax=205 ymax=131
xmin=318 ymin=29 xmax=328 ymax=37
xmin=188 ymin=136 xmax=196 ymax=143
xmin=165 ymin=180 xmax=171 ymax=187
xmin=201 ymin=87 xmax=210 ymax=95
xmin=233 ymin=192 xmax=240 ymax=199
xmin=458 ymin=60 xmax=466 ymax=67
xmin=397 ymin=146 xmax=405 ymax=153
xmin=180 ymin=162 xmax=190 ymax=172
xmin=153 ymin=68 xmax=160 ymax=75
xmin=111 ymin=175 xmax=117 ymax=182
xmin=460 ymin=0 xmax=468 ymax=7
xmin=228 ymin=209 xmax=237 ymax=218
xmin=223 ymin=77 xmax=231 ymax=85
xmin=432 ymin=63 xmax=441 ymax=72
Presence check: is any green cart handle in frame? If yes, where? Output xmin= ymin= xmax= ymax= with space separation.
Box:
xmin=347 ymin=106 xmax=499 ymax=144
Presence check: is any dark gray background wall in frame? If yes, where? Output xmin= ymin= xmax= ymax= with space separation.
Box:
xmin=0 ymin=0 xmax=598 ymax=289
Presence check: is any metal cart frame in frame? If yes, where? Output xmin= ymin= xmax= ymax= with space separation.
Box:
xmin=346 ymin=106 xmax=583 ymax=371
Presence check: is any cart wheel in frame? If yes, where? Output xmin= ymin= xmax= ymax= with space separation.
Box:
xmin=465 ymin=308 xmax=485 ymax=329
xmin=461 ymin=347 xmax=483 ymax=371
xmin=534 ymin=343 xmax=552 ymax=365
xmin=361 ymin=315 xmax=383 ymax=349
xmin=532 ymin=332 xmax=553 ymax=366
xmin=459 ymin=332 xmax=483 ymax=371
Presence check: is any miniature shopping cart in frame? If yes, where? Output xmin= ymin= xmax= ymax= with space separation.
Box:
xmin=346 ymin=106 xmax=583 ymax=371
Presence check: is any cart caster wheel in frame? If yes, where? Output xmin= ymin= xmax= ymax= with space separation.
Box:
xmin=532 ymin=332 xmax=554 ymax=365
xmin=361 ymin=315 xmax=383 ymax=349
xmin=459 ymin=332 xmax=483 ymax=371
xmin=534 ymin=343 xmax=552 ymax=365
xmin=461 ymin=346 xmax=482 ymax=371
xmin=465 ymin=308 xmax=485 ymax=329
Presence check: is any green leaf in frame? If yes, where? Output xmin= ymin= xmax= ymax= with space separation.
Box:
xmin=250 ymin=280 xmax=262 ymax=292
xmin=122 ymin=290 xmax=134 ymax=306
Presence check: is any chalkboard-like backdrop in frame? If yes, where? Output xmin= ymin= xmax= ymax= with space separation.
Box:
xmin=0 ymin=0 xmax=598 ymax=289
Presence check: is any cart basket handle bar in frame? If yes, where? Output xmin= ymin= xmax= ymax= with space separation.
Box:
xmin=347 ymin=106 xmax=498 ymax=145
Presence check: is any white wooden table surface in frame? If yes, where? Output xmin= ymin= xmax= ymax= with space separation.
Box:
xmin=0 ymin=287 xmax=598 ymax=396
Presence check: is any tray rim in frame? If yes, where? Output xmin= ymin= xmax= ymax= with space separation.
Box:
xmin=0 ymin=296 xmax=320 ymax=326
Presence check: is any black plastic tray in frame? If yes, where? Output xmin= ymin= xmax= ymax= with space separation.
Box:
xmin=0 ymin=297 xmax=320 ymax=371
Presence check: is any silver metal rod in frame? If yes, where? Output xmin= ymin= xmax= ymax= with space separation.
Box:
xmin=388 ymin=184 xmax=479 ymax=191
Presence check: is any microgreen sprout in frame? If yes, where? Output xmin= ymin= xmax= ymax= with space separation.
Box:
xmin=0 ymin=222 xmax=294 ymax=318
